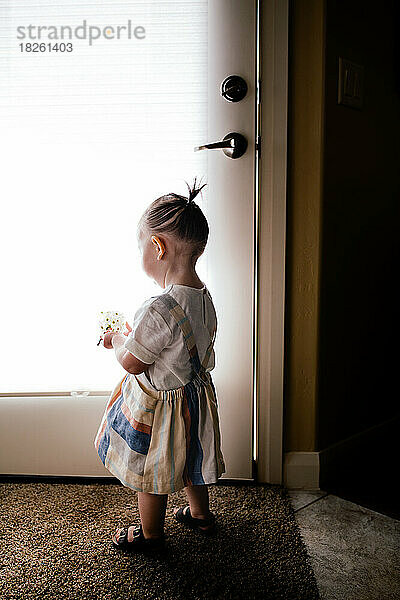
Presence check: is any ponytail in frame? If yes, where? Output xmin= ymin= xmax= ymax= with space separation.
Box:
xmin=184 ymin=175 xmax=207 ymax=204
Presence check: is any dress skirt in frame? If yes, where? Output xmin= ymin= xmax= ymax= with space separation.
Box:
xmin=94 ymin=369 xmax=226 ymax=495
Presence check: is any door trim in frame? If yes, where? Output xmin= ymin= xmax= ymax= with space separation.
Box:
xmin=255 ymin=0 xmax=289 ymax=484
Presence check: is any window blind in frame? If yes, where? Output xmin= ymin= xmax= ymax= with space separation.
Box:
xmin=0 ymin=0 xmax=208 ymax=393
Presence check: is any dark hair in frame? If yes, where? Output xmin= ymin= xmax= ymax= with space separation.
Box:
xmin=139 ymin=176 xmax=209 ymax=260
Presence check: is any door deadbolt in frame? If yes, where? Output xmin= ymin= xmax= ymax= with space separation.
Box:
xmin=221 ymin=75 xmax=248 ymax=102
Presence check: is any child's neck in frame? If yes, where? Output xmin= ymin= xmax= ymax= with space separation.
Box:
xmin=165 ymin=275 xmax=204 ymax=289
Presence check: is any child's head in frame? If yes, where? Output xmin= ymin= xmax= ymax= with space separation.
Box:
xmin=137 ymin=177 xmax=209 ymax=288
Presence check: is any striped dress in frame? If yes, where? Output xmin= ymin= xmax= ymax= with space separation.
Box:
xmin=94 ymin=292 xmax=226 ymax=495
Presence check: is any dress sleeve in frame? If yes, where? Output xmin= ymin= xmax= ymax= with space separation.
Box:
xmin=123 ymin=303 xmax=173 ymax=365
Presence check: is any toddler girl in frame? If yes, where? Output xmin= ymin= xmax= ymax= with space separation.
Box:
xmin=94 ymin=177 xmax=226 ymax=552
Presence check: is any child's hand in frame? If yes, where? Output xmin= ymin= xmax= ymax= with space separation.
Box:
xmin=102 ymin=322 xmax=131 ymax=348
xmin=102 ymin=331 xmax=117 ymax=349
xmin=123 ymin=321 xmax=132 ymax=336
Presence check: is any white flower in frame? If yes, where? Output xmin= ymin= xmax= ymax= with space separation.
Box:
xmin=98 ymin=310 xmax=126 ymax=336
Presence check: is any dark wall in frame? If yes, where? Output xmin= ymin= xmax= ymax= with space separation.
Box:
xmin=317 ymin=0 xmax=400 ymax=450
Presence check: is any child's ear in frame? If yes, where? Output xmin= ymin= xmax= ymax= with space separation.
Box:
xmin=151 ymin=235 xmax=165 ymax=258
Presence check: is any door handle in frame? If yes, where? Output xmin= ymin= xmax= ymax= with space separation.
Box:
xmin=194 ymin=132 xmax=248 ymax=159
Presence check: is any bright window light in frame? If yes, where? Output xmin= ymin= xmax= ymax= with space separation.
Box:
xmin=0 ymin=0 xmax=208 ymax=393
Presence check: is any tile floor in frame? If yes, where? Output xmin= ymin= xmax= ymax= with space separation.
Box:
xmin=288 ymin=491 xmax=400 ymax=600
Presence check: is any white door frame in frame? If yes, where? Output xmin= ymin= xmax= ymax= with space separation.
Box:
xmin=256 ymin=0 xmax=289 ymax=484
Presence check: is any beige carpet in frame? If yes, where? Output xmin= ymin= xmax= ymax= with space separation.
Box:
xmin=0 ymin=480 xmax=320 ymax=599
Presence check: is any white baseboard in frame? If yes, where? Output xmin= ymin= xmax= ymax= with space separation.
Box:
xmin=284 ymin=415 xmax=400 ymax=490
xmin=283 ymin=452 xmax=320 ymax=490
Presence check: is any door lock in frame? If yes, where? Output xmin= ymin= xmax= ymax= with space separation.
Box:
xmin=221 ymin=75 xmax=248 ymax=102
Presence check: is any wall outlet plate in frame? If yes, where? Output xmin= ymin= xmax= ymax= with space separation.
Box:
xmin=338 ymin=57 xmax=364 ymax=110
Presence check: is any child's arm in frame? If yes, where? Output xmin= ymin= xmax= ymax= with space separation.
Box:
xmin=109 ymin=333 xmax=152 ymax=374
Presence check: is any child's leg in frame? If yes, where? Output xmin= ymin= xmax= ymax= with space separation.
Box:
xmin=183 ymin=484 xmax=212 ymax=519
xmin=137 ymin=491 xmax=168 ymax=539
xmin=172 ymin=484 xmax=214 ymax=531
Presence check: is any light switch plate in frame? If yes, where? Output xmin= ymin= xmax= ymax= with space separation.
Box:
xmin=338 ymin=57 xmax=364 ymax=109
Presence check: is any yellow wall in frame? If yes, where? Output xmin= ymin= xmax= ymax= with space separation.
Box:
xmin=284 ymin=0 xmax=325 ymax=452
